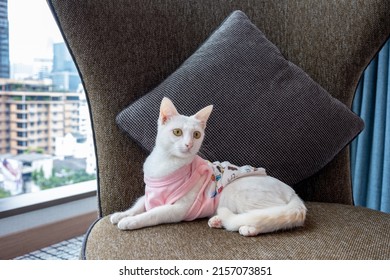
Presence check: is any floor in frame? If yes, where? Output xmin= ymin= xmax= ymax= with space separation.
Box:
xmin=14 ymin=235 xmax=84 ymax=260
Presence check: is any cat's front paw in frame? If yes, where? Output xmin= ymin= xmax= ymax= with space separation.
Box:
xmin=117 ymin=217 xmax=142 ymax=231
xmin=110 ymin=212 xmax=125 ymax=225
xmin=208 ymin=216 xmax=223 ymax=228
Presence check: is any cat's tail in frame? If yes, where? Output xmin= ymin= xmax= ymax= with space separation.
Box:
xmin=217 ymin=194 xmax=307 ymax=236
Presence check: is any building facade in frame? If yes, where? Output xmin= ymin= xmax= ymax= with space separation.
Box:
xmin=0 ymin=79 xmax=81 ymax=155
xmin=0 ymin=0 xmax=10 ymax=78
xmin=51 ymin=42 xmax=80 ymax=92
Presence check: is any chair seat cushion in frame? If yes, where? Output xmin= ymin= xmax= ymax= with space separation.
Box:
xmin=82 ymin=202 xmax=390 ymax=259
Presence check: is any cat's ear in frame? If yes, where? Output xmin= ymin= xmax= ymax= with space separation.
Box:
xmin=194 ymin=105 xmax=213 ymax=128
xmin=159 ymin=97 xmax=179 ymax=125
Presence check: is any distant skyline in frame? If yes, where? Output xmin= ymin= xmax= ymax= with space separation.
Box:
xmin=8 ymin=0 xmax=63 ymax=65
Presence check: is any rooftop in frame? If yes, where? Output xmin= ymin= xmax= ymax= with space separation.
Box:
xmin=9 ymin=153 xmax=52 ymax=163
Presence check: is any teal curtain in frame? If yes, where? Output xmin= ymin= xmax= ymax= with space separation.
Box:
xmin=351 ymin=39 xmax=390 ymax=213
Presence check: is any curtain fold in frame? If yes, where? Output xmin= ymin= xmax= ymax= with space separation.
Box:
xmin=351 ymin=39 xmax=390 ymax=213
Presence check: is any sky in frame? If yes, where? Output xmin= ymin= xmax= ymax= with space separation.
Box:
xmin=8 ymin=0 xmax=63 ymax=65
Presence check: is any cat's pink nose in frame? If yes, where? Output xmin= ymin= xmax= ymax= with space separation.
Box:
xmin=185 ymin=143 xmax=193 ymax=149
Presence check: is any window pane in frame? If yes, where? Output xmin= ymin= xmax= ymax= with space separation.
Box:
xmin=0 ymin=0 xmax=96 ymax=199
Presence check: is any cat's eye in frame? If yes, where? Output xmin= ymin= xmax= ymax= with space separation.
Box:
xmin=172 ymin=129 xmax=183 ymax=136
xmin=193 ymin=131 xmax=201 ymax=139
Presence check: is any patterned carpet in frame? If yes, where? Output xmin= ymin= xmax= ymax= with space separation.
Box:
xmin=14 ymin=236 xmax=84 ymax=260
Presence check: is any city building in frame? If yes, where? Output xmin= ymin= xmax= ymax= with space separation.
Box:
xmin=33 ymin=58 xmax=53 ymax=80
xmin=10 ymin=62 xmax=33 ymax=80
xmin=51 ymin=42 xmax=81 ymax=91
xmin=0 ymin=78 xmax=81 ymax=155
xmin=0 ymin=153 xmax=53 ymax=195
xmin=0 ymin=0 xmax=10 ymax=78
xmin=11 ymin=58 xmax=52 ymax=81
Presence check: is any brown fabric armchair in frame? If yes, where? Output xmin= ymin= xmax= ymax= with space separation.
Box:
xmin=47 ymin=0 xmax=390 ymax=259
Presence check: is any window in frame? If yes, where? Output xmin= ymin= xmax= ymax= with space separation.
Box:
xmin=0 ymin=0 xmax=96 ymax=206
xmin=16 ymin=113 xmax=27 ymax=120
xmin=16 ymin=104 xmax=26 ymax=110
xmin=17 ymin=123 xmax=26 ymax=129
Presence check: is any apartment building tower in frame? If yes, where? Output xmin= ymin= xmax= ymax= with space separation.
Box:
xmin=0 ymin=0 xmax=10 ymax=78
xmin=0 ymin=79 xmax=81 ymax=155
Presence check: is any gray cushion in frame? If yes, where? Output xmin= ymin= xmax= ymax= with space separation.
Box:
xmin=116 ymin=10 xmax=364 ymax=186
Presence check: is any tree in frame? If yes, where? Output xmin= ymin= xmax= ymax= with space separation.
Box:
xmin=0 ymin=188 xmax=11 ymax=199
xmin=32 ymin=167 xmax=96 ymax=190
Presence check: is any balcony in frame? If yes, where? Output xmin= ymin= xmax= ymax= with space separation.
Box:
xmin=50 ymin=106 xmax=64 ymax=114
xmin=9 ymin=114 xmax=28 ymax=123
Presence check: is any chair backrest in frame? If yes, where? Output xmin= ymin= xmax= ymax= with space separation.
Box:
xmin=48 ymin=0 xmax=390 ymax=216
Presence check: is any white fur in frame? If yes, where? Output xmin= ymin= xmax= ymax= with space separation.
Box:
xmin=110 ymin=97 xmax=307 ymax=236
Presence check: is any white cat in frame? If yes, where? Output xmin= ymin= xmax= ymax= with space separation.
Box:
xmin=110 ymin=97 xmax=307 ymax=236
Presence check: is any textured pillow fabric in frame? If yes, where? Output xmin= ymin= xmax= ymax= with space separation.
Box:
xmin=116 ymin=10 xmax=364 ymax=186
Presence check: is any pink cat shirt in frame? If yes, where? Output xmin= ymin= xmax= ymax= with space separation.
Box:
xmin=144 ymin=155 xmax=267 ymax=221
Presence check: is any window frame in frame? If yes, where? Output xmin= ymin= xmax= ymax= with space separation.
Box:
xmin=0 ymin=179 xmax=97 ymax=219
